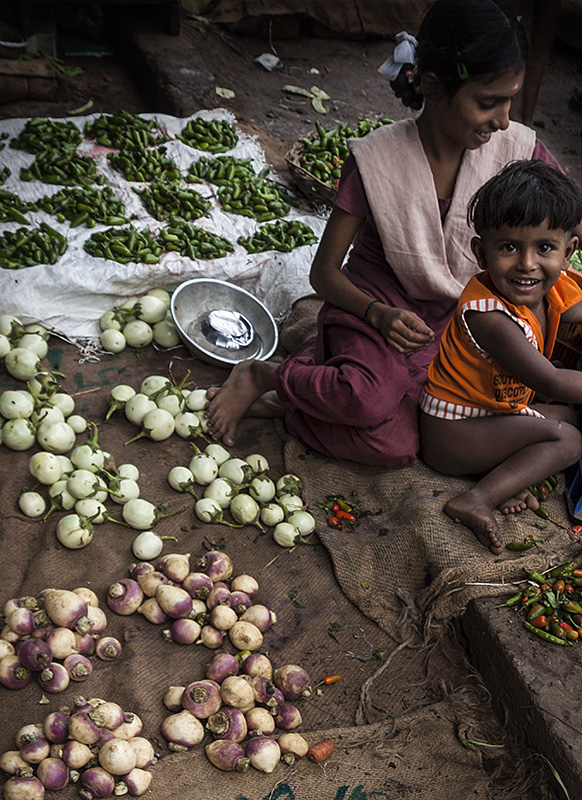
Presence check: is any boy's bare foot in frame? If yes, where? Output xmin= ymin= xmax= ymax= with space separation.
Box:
xmin=444 ymin=489 xmax=503 ymax=555
xmin=498 ymin=489 xmax=539 ymax=515
xmin=204 ymin=359 xmax=279 ymax=446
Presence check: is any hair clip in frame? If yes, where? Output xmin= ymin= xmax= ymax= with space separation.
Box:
xmin=457 ymin=59 xmax=469 ymax=80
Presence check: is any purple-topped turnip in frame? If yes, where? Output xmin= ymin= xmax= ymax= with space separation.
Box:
xmin=205 ymin=652 xmax=239 ymax=684
xmin=205 ymin=740 xmax=249 ymax=772
xmin=245 ymin=735 xmax=281 ymax=773
xmin=161 ymin=710 xmax=204 ymax=750
xmin=206 ymin=707 xmax=247 ymax=742
xmin=181 ymin=680 xmax=222 ymax=719
xmin=273 ymin=664 xmax=310 ymax=700
xmin=106 ymin=579 xmax=143 ymax=616
xmin=0 ymin=656 xmax=32 ymax=689
xmin=16 ymin=639 xmax=52 ymax=672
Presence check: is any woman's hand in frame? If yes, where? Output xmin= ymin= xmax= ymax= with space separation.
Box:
xmin=368 ymin=303 xmax=435 ymax=353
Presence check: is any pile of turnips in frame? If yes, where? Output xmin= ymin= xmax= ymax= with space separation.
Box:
xmin=161 ymin=651 xmax=312 ymax=774
xmin=99 ymin=287 xmax=180 ymax=355
xmin=0 ymin=587 xmax=121 ymax=694
xmin=106 ymin=549 xmax=274 ymax=653
xmin=0 ymin=696 xmax=155 ymax=799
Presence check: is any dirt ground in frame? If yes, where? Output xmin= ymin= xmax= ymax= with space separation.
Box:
xmin=0 ymin=7 xmax=580 ymax=187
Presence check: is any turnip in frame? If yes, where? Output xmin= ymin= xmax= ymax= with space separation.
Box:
xmin=137 ymin=570 xmax=168 ymax=597
xmin=64 ymin=653 xmax=93 ymax=682
xmin=129 ymin=736 xmax=155 ymax=769
xmin=163 ymin=686 xmax=185 ymax=711
xmin=0 ymin=389 xmax=34 ymax=419
xmin=274 ymin=703 xmax=302 ymax=730
xmin=205 ymin=740 xmax=249 ymax=772
xmin=245 ymin=707 xmax=276 ymax=735
xmin=182 ymin=571 xmax=213 ymax=600
xmin=245 ymin=735 xmax=281 ymax=773
xmin=98 ymin=738 xmax=137 ymax=775
xmin=206 ymin=707 xmax=247 ymax=742
xmin=61 ymin=739 xmax=93 ymax=769
xmin=44 ymin=628 xmax=78 ymax=660
xmin=228 ymin=621 xmax=263 ymax=652
xmin=36 ymin=757 xmax=70 ymax=790
xmin=242 ymin=653 xmax=273 ymax=680
xmin=80 ymin=766 xmax=115 ymax=799
xmin=43 ymin=710 xmax=70 ymax=744
xmin=273 ymin=664 xmax=311 ymax=700
xmin=105 ymin=384 xmax=136 ymax=420
xmin=231 ymin=574 xmax=259 ymax=599
xmin=199 ymin=549 xmax=233 ymax=582
xmin=95 ymin=637 xmax=122 ymax=662
xmin=68 ymin=711 xmax=102 ymax=744
xmin=4 ymin=347 xmax=43 ymax=382
xmin=156 ymin=584 xmax=192 ymax=619
xmin=181 ymin=679 xmax=222 ymax=719
xmin=125 ymin=407 xmax=175 ymax=444
xmin=6 ymin=607 xmax=34 ymax=636
xmin=107 ymin=579 xmax=144 ymax=616
xmin=278 ymin=732 xmax=309 ymax=764
xmin=165 ymin=617 xmax=201 ymax=645
xmin=230 ymin=590 xmax=252 ymax=615
xmin=156 ymin=552 xmax=191 ymax=582
xmin=209 ymin=604 xmax=237 ymax=631
xmin=137 ymin=597 xmax=169 ymax=625
xmin=220 ymin=675 xmax=255 ymax=710
xmin=3 ymin=770 xmax=45 ymax=800
xmin=15 ymin=639 xmax=52 ymax=672
xmin=161 ymin=710 xmax=204 ymax=749
xmin=205 ymin=652 xmax=239 ymax=684
xmin=0 ymin=656 xmax=32 ymax=689
xmin=124 ymin=767 xmax=153 ymax=796
xmin=37 ymin=662 xmax=70 ymax=694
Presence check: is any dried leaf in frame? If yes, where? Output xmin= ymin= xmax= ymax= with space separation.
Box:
xmin=309 ymin=85 xmax=330 ymax=100
xmin=311 ymin=97 xmax=327 ymax=114
xmin=215 ymin=86 xmax=235 ymax=99
xmin=282 ymin=84 xmax=314 ymax=98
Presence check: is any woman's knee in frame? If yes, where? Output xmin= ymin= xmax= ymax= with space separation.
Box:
xmin=556 ymin=422 xmax=582 ymax=467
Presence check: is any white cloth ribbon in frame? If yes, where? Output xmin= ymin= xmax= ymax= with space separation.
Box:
xmin=377 ymin=31 xmax=418 ymax=79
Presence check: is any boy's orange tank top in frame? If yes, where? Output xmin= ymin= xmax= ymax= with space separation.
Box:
xmin=423 ymin=271 xmax=582 ymax=418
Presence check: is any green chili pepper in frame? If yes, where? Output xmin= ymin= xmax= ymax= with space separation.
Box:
xmin=523 ymin=620 xmax=572 ymax=645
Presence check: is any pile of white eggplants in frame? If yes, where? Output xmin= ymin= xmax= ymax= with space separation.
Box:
xmin=105 ymin=370 xmax=316 ymax=550
xmin=0 ymin=587 xmax=121 ymax=695
xmin=0 ymin=697 xmax=154 ymax=800
xmin=99 ymin=288 xmax=181 ymax=355
xmin=162 ymin=650 xmax=311 ymax=774
xmin=0 ymin=315 xmax=53 ymax=389
xmin=106 ymin=549 xmax=275 ymax=654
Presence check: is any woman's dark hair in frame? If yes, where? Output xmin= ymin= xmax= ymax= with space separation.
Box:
xmin=391 ymin=0 xmax=529 ymax=110
xmin=467 ymin=160 xmax=582 ymax=235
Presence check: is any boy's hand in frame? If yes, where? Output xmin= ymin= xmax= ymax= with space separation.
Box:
xmin=370 ymin=304 xmax=435 ymax=353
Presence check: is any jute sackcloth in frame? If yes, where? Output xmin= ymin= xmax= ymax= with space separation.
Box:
xmin=0 ymin=326 xmax=561 ymax=799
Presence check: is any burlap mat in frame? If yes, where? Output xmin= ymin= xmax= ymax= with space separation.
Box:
xmin=0 ymin=322 xmax=563 ymax=799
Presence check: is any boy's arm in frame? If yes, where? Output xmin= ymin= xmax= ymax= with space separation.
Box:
xmin=560 ymin=299 xmax=582 ymax=324
xmin=466 ymin=310 xmax=582 ymax=403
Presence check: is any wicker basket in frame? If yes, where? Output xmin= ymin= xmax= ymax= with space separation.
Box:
xmin=285 ymin=138 xmax=338 ymax=207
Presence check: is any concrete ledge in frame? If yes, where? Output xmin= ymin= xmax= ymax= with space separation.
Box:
xmin=461 ymin=596 xmax=582 ymax=797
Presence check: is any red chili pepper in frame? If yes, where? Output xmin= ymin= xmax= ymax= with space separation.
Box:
xmin=529 ymin=615 xmax=548 ymax=629
xmin=312 ymin=674 xmax=341 ymax=690
xmin=562 ymin=622 xmax=574 ymax=630
xmin=332 ymin=504 xmax=340 ymax=513
xmin=327 ymin=516 xmax=341 ymax=528
xmin=336 ymin=510 xmax=355 ymax=521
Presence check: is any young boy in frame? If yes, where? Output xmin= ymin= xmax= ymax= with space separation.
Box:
xmin=419 ymin=160 xmax=582 ymax=555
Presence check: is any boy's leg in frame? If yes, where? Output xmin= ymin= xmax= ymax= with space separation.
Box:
xmin=420 ymin=411 xmax=582 ymax=554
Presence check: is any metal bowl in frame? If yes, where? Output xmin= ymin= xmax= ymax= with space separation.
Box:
xmin=170 ymin=278 xmax=279 ymax=368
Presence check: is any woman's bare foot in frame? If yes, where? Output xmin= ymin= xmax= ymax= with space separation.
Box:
xmin=498 ymin=489 xmax=539 ymax=515
xmin=444 ymin=489 xmax=503 ymax=555
xmin=204 ymin=359 xmax=279 ymax=446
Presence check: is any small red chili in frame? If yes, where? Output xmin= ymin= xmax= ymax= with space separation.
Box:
xmin=312 ymin=674 xmax=341 ymax=689
xmin=327 ymin=516 xmax=341 ymax=528
xmin=336 ymin=510 xmax=355 ymax=521
xmin=529 ymin=615 xmax=549 ymax=629
xmin=332 ymin=504 xmax=340 ymax=513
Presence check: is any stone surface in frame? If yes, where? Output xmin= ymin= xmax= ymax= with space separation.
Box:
xmin=462 ymin=595 xmax=582 ymax=799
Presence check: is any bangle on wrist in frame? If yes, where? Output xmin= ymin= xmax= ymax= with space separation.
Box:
xmin=363 ymin=299 xmax=381 ymax=325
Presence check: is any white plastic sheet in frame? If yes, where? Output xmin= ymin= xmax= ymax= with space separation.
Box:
xmin=0 ymin=109 xmax=328 ymax=341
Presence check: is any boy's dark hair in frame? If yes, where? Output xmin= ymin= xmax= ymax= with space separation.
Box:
xmin=468 ymin=160 xmax=582 ymax=235
xmin=392 ymin=0 xmax=528 ymax=110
